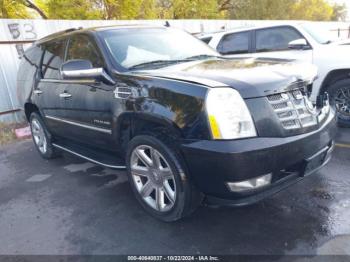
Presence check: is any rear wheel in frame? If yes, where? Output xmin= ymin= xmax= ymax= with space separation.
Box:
xmin=30 ymin=112 xmax=59 ymax=159
xmin=328 ymin=79 xmax=350 ymax=127
xmin=126 ymin=135 xmax=202 ymax=221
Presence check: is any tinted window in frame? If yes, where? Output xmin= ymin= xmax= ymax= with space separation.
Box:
xmin=201 ymin=37 xmax=212 ymax=44
xmin=256 ymin=27 xmax=304 ymax=52
xmin=218 ymin=32 xmax=250 ymax=55
xmin=42 ymin=40 xmax=65 ymax=79
xmin=66 ymin=35 xmax=103 ymax=68
xmin=18 ymin=45 xmax=43 ymax=81
xmin=101 ymin=28 xmax=218 ymax=69
xmin=17 ymin=45 xmax=44 ymax=105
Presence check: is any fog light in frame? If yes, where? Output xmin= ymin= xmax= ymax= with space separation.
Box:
xmin=227 ymin=173 xmax=272 ymax=192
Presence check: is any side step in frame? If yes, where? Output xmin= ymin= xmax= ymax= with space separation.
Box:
xmin=52 ymin=141 xmax=126 ymax=170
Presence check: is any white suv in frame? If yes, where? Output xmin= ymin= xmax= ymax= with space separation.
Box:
xmin=200 ymin=22 xmax=350 ymax=126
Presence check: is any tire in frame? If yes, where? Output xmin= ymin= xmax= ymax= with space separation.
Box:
xmin=29 ymin=112 xmax=60 ymax=159
xmin=126 ymin=135 xmax=202 ymax=222
xmin=327 ymin=79 xmax=350 ymax=127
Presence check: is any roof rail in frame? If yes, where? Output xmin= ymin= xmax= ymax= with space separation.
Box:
xmin=35 ymin=27 xmax=83 ymax=44
xmin=64 ymin=27 xmax=83 ymax=33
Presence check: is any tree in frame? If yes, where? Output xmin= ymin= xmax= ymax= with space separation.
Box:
xmin=227 ymin=0 xmax=340 ymax=21
xmin=0 ymin=0 xmax=47 ymax=18
xmin=228 ymin=0 xmax=295 ymax=20
xmin=289 ymin=0 xmax=334 ymax=21
xmin=0 ymin=0 xmax=347 ymax=21
xmin=157 ymin=0 xmax=227 ymax=19
xmin=45 ymin=0 xmax=102 ymax=19
xmin=101 ymin=0 xmax=158 ymax=19
xmin=331 ymin=3 xmax=347 ymax=21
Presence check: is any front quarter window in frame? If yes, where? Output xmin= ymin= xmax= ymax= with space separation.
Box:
xmin=100 ymin=28 xmax=218 ymax=70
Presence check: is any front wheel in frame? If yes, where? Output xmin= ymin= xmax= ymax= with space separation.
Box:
xmin=126 ymin=135 xmax=202 ymax=222
xmin=328 ymin=79 xmax=350 ymax=127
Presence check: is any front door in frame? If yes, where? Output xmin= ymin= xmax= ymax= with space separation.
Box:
xmin=60 ymin=34 xmax=116 ymax=150
xmin=251 ymin=26 xmax=313 ymax=63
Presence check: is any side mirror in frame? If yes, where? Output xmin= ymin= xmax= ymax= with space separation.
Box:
xmin=288 ymin=39 xmax=310 ymax=50
xmin=61 ymin=59 xmax=115 ymax=84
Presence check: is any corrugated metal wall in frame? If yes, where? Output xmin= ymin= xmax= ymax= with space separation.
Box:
xmin=0 ymin=19 xmax=349 ymax=123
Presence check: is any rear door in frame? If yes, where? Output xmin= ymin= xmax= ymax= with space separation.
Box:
xmin=36 ymin=39 xmax=67 ymax=137
xmin=60 ymin=34 xmax=116 ymax=150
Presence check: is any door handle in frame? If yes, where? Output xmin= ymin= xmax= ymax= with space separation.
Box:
xmin=33 ymin=89 xmax=43 ymax=95
xmin=59 ymin=92 xmax=72 ymax=98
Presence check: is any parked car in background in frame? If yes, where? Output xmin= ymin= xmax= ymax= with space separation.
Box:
xmin=199 ymin=22 xmax=350 ymax=127
xmin=18 ymin=25 xmax=336 ymax=221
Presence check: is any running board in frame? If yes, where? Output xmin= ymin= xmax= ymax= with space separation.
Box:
xmin=52 ymin=142 xmax=126 ymax=170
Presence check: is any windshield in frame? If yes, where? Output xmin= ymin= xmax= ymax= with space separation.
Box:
xmin=301 ymin=23 xmax=338 ymax=44
xmin=100 ymin=27 xmax=218 ymax=69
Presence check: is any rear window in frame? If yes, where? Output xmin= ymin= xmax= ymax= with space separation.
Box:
xmin=17 ymin=45 xmax=43 ymax=105
xmin=18 ymin=45 xmax=42 ymax=81
xmin=42 ymin=39 xmax=66 ymax=79
xmin=217 ymin=31 xmax=250 ymax=55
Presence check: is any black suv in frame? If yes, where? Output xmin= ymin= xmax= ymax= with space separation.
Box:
xmin=18 ymin=25 xmax=336 ymax=221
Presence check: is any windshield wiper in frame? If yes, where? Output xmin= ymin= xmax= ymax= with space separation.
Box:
xmin=128 ymin=59 xmax=191 ymax=70
xmin=184 ymin=54 xmax=221 ymax=60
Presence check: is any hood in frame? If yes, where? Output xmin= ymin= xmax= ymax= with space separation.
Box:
xmin=130 ymin=58 xmax=317 ymax=99
xmin=333 ymin=39 xmax=350 ymax=46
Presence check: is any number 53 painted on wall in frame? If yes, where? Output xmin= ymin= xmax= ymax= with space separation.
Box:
xmin=7 ymin=23 xmax=37 ymax=40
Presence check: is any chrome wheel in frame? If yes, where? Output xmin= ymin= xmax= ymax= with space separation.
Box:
xmin=31 ymin=118 xmax=47 ymax=154
xmin=130 ymin=145 xmax=176 ymax=212
xmin=334 ymin=87 xmax=350 ymax=117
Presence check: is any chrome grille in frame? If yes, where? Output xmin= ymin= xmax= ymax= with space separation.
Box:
xmin=267 ymin=89 xmax=318 ymax=130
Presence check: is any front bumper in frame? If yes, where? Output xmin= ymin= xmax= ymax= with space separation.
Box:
xmin=181 ymin=111 xmax=337 ymax=206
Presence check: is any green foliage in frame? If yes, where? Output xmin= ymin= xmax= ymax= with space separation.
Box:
xmin=45 ymin=0 xmax=102 ymax=19
xmin=289 ymin=0 xmax=334 ymax=21
xmin=170 ymin=0 xmax=227 ymax=19
xmin=0 ymin=0 xmax=348 ymax=21
xmin=0 ymin=0 xmax=35 ymax=18
xmin=228 ymin=0 xmax=347 ymax=21
xmin=228 ymin=0 xmax=295 ymax=20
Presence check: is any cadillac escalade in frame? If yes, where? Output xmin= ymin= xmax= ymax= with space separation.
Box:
xmin=17 ymin=25 xmax=336 ymax=221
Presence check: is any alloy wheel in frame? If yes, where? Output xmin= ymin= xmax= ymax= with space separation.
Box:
xmin=130 ymin=145 xmax=176 ymax=212
xmin=334 ymin=87 xmax=350 ymax=117
xmin=31 ymin=118 xmax=47 ymax=154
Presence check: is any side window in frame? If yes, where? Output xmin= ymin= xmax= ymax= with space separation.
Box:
xmin=200 ymin=37 xmax=212 ymax=44
xmin=42 ymin=40 xmax=65 ymax=79
xmin=218 ymin=31 xmax=250 ymax=55
xmin=19 ymin=45 xmax=43 ymax=81
xmin=256 ymin=27 xmax=304 ymax=52
xmin=66 ymin=35 xmax=103 ymax=68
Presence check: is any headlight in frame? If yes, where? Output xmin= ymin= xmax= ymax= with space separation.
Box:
xmin=206 ymin=88 xmax=257 ymax=140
